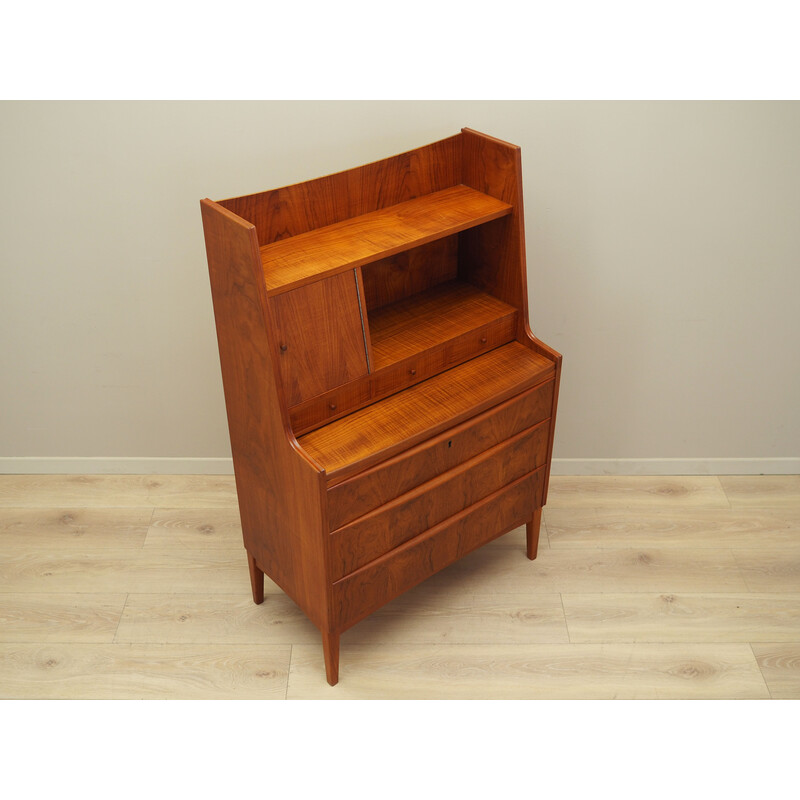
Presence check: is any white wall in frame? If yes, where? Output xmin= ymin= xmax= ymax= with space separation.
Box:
xmin=1 ymin=101 xmax=798 ymax=474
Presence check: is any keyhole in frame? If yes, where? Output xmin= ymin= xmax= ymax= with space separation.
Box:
xmin=448 ymin=440 xmax=452 ymax=448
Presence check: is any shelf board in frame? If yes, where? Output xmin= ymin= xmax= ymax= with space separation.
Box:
xmin=368 ymin=280 xmax=518 ymax=371
xmin=298 ymin=342 xmax=554 ymax=482
xmin=260 ymin=185 xmax=512 ymax=295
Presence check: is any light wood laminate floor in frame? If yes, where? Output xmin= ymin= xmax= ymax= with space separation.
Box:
xmin=1 ymin=474 xmax=798 ymax=699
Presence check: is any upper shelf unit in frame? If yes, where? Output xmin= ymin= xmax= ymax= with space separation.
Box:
xmin=259 ymin=185 xmax=512 ymax=295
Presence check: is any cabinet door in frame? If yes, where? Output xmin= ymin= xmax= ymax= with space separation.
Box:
xmin=270 ymin=270 xmax=369 ymax=406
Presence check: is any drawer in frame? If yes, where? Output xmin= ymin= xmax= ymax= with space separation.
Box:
xmin=326 ymin=379 xmax=554 ymax=531
xmin=331 ymin=468 xmax=544 ymax=631
xmin=329 ymin=421 xmax=548 ymax=579
xmin=288 ymin=310 xmax=516 ymax=435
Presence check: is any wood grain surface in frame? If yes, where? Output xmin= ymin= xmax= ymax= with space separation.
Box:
xmin=219 ymin=134 xmax=463 ymax=247
xmin=112 ymin=588 xmax=570 ymax=646
xmin=548 ymin=475 xmax=731 ymax=509
xmin=286 ymin=643 xmax=770 ymax=699
xmin=270 ymin=270 xmax=369 ymax=405
xmin=259 ymin=186 xmax=512 ymax=294
xmin=0 ymin=507 xmax=152 ymax=548
xmin=0 ymin=546 xmax=281 ymax=595
xmin=459 ymin=129 xmax=526 ymax=318
xmin=342 ymin=589 xmax=569 ymax=645
xmin=299 ymin=342 xmax=553 ymax=480
xmin=751 ymin=642 xmax=800 ymax=699
xmin=207 ymin=130 xmax=560 ymax=683
xmin=332 ymin=471 xmax=542 ymax=631
xmin=202 ymin=197 xmax=331 ymax=633
xmin=733 ymin=546 xmax=800 ymax=591
xmin=719 ymin=475 xmax=800 ymax=507
xmin=367 ymin=280 xmax=517 ymax=369
xmin=114 ymin=593 xmax=319 ymax=644
xmin=326 ymin=387 xmax=552 ymax=529
xmin=0 ymin=643 xmax=290 ymax=699
xmin=145 ymin=508 xmax=242 ymax=549
xmin=459 ymin=129 xmax=563 ymax=509
xmin=562 ymin=593 xmax=800 ymax=642
xmin=546 ymin=506 xmax=800 ymax=549
xmin=361 ymin=237 xmax=458 ymax=311
xmin=329 ymin=426 xmax=547 ymax=578
xmin=288 ymin=302 xmax=520 ymax=435
xmin=484 ymin=522 xmax=549 ymax=551
xmin=0 ymin=594 xmax=127 ymax=642
xmin=432 ymin=544 xmax=750 ymax=594
xmin=0 ymin=475 xmax=236 ymax=508
xmin=1 ymin=473 xmax=798 ymax=698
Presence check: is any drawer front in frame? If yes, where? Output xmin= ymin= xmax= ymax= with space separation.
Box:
xmin=331 ymin=468 xmax=544 ymax=631
xmin=330 ymin=421 xmax=548 ymax=579
xmin=326 ymin=379 xmax=554 ymax=531
xmin=289 ymin=311 xmax=516 ymax=435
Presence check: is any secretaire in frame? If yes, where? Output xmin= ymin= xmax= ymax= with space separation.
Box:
xmin=200 ymin=129 xmax=562 ymax=684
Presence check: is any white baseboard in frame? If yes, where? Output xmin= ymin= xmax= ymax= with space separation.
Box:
xmin=550 ymin=458 xmax=800 ymax=476
xmin=0 ymin=456 xmax=797 ymax=476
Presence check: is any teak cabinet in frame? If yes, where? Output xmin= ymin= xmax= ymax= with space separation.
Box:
xmin=200 ymin=129 xmax=562 ymax=685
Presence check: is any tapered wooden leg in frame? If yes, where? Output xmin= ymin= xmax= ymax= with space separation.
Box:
xmin=247 ymin=552 xmax=264 ymax=605
xmin=526 ymin=508 xmax=542 ymax=561
xmin=322 ymin=630 xmax=340 ymax=686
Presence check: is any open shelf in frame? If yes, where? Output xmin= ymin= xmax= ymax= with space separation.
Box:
xmin=367 ymin=280 xmax=518 ymax=371
xmin=260 ymin=185 xmax=512 ymax=295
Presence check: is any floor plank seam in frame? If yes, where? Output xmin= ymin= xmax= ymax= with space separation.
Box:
xmin=541 ymin=513 xmax=550 ymax=549
xmin=728 ymin=550 xmax=756 ymax=592
xmin=748 ymin=642 xmax=774 ymax=699
xmin=559 ymin=594 xmax=572 ymax=643
xmin=285 ymin=644 xmax=292 ymax=700
xmin=141 ymin=507 xmax=157 ymax=548
xmin=113 ymin=594 xmax=130 ymax=644
xmin=715 ymin=476 xmax=734 ymax=510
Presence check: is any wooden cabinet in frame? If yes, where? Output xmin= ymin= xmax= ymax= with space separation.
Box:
xmin=200 ymin=128 xmax=562 ymax=685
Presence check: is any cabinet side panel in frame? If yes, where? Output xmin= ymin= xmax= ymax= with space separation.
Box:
xmin=218 ymin=134 xmax=462 ymax=246
xmin=459 ymin=128 xmax=527 ymax=320
xmin=200 ymin=199 xmax=330 ymax=630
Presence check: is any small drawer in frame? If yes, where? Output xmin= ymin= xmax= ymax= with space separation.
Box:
xmin=326 ymin=379 xmax=554 ymax=531
xmin=329 ymin=421 xmax=548 ymax=579
xmin=331 ymin=468 xmax=544 ymax=632
xmin=368 ymin=312 xmax=517 ymax=396
xmin=288 ymin=311 xmax=517 ymax=436
xmin=289 ymin=382 xmax=372 ymax=434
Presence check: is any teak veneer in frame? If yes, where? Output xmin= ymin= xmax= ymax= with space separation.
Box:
xmin=260 ymin=185 xmax=512 ymax=294
xmin=201 ymin=129 xmax=562 ymax=685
